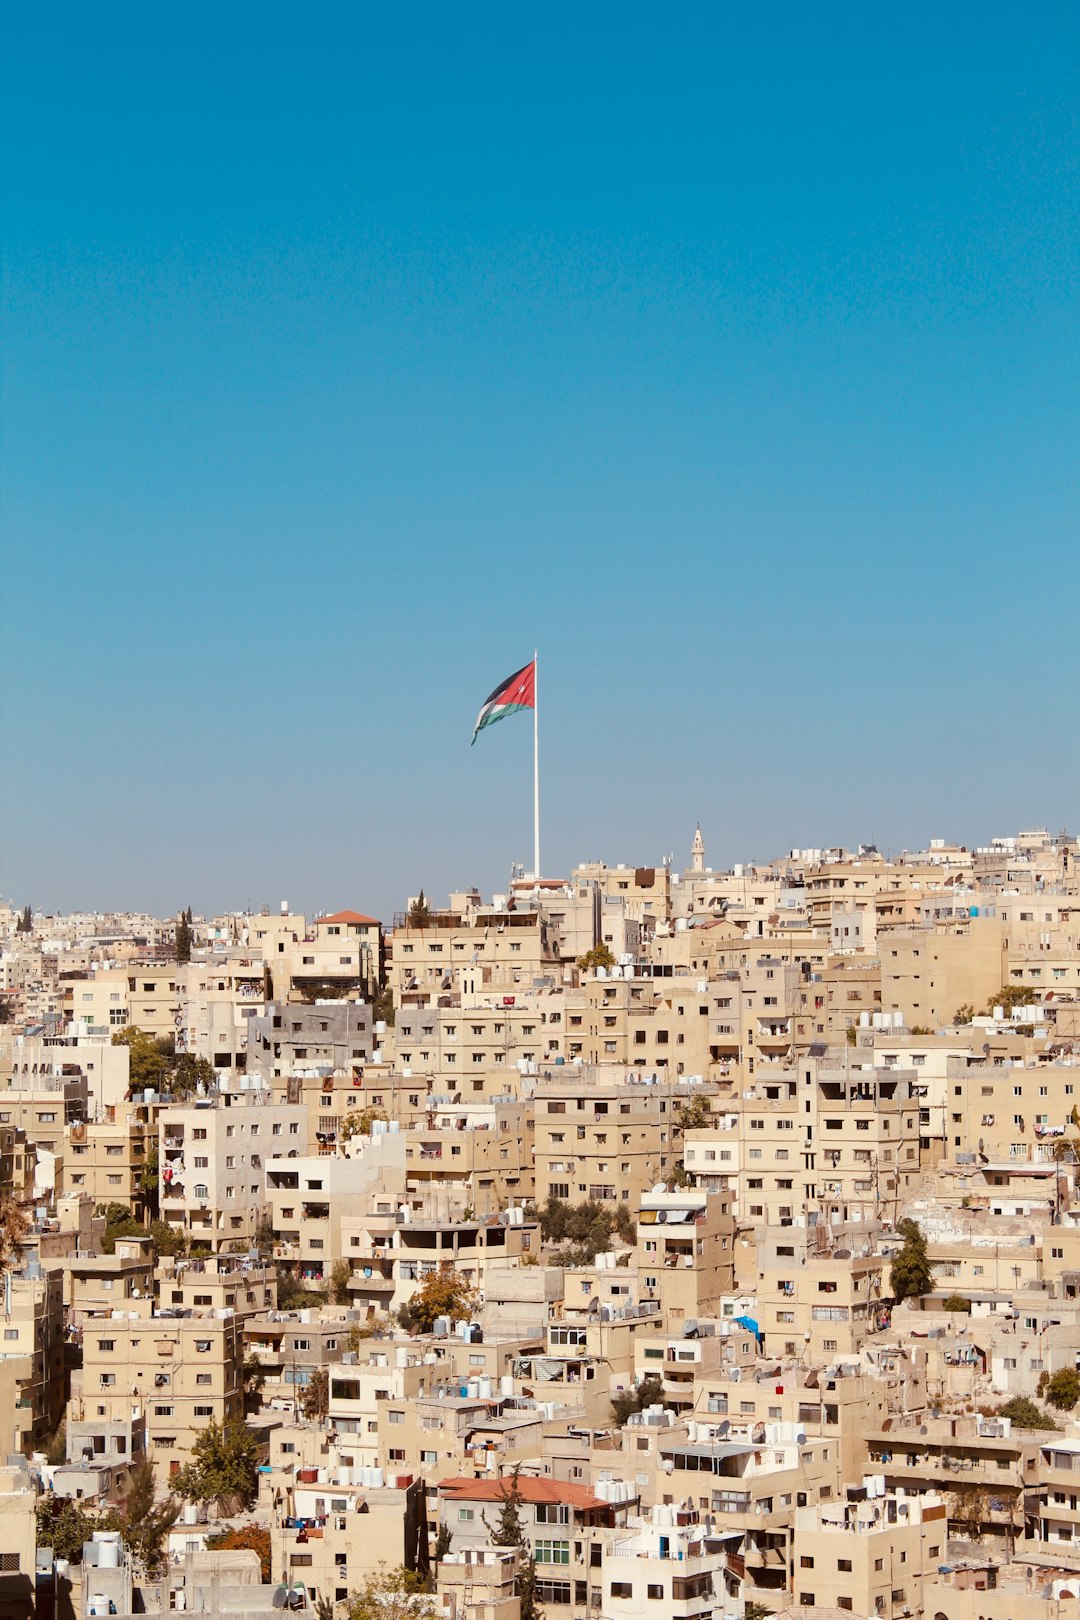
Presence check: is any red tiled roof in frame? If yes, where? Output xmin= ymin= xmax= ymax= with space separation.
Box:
xmin=437 ymin=1476 xmax=603 ymax=1509
xmin=319 ymin=910 xmax=380 ymax=926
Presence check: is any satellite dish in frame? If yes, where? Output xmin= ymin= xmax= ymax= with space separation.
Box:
xmin=272 ymin=1588 xmax=288 ymax=1610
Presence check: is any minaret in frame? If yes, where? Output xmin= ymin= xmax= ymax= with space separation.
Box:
xmin=691 ymin=823 xmax=705 ymax=873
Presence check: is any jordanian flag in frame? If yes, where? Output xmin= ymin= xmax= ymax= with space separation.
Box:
xmin=471 ymin=659 xmax=536 ymax=744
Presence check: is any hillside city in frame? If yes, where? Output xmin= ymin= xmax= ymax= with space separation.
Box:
xmin=3 ymin=824 xmax=1080 ymax=1620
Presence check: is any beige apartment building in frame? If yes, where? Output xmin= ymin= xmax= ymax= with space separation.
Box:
xmin=64 ymin=1101 xmax=153 ymax=1215
xmin=182 ymin=953 xmax=268 ymax=1072
xmin=0 ymin=1267 xmax=65 ymax=1452
xmin=0 ymin=1463 xmax=37 ymax=1620
xmin=387 ymin=904 xmax=561 ymax=1010
xmin=264 ymin=1136 xmax=407 ymax=1286
xmin=394 ymin=997 xmax=565 ymax=1090
xmin=634 ymin=1186 xmax=735 ymax=1321
xmin=0 ymin=1031 xmax=130 ymax=1114
xmin=653 ymin=1422 xmax=845 ymax=1605
xmin=64 ymin=966 xmax=132 ymax=1035
xmin=77 ymin=1310 xmax=245 ymax=1482
xmin=243 ymin=1312 xmax=355 ymax=1410
xmin=0 ymin=1073 xmax=86 ymax=1155
xmin=119 ymin=961 xmax=187 ymax=1042
xmin=67 ymin=1234 xmax=155 ymax=1321
xmin=561 ymin=972 xmax=716 ymax=1077
xmin=273 ymin=1471 xmax=428 ymax=1607
xmin=863 ymin=1412 xmax=1037 ymax=1541
xmin=157 ymin=1251 xmax=277 ymax=1317
xmin=340 ymin=1201 xmax=537 ymax=1318
xmin=791 ymin=1488 xmax=947 ymax=1620
xmin=684 ymin=1059 xmax=926 ymax=1231
xmin=402 ymin=1100 xmax=534 ymax=1207
xmin=159 ymin=1095 xmax=309 ymax=1250
xmin=756 ymin=1226 xmax=889 ymax=1361
xmin=534 ymin=1067 xmax=718 ymax=1208
xmin=942 ymin=1057 xmax=1080 ymax=1170
xmin=880 ymin=918 xmax=1008 ymax=1030
xmin=439 ymin=1547 xmax=520 ymax=1620
xmin=279 ymin=909 xmax=381 ymax=1002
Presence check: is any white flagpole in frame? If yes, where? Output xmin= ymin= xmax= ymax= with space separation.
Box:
xmin=533 ymin=648 xmax=540 ymax=881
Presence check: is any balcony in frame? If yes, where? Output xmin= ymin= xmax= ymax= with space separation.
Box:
xmin=348 ymin=1271 xmax=394 ymax=1292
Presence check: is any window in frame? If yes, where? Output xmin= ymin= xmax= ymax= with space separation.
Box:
xmin=194 ymin=1405 xmax=213 ymax=1417
xmin=535 ymin=1542 xmax=570 ymax=1566
xmin=535 ymin=1503 xmax=569 ymax=1525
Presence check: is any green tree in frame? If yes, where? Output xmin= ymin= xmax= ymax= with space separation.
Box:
xmin=329 ymin=1257 xmax=352 ymax=1304
xmin=434 ymin=1524 xmax=452 ymax=1563
xmin=373 ymin=982 xmax=396 ymax=1027
xmin=483 ymin=1467 xmax=542 ymax=1620
xmin=254 ymin=1213 xmax=275 ymax=1256
xmin=118 ymin=1455 xmax=180 ymax=1578
xmin=1045 ymin=1368 xmax=1080 ymax=1411
xmin=16 ymin=906 xmax=33 ymax=934
xmin=0 ymin=1195 xmax=28 ymax=1275
xmin=169 ymin=1051 xmax=214 ymax=1100
xmin=345 ymin=1566 xmax=437 ymax=1620
xmin=889 ymin=1218 xmax=934 ymax=1304
xmin=138 ymin=1136 xmax=160 ymax=1216
xmin=174 ymin=1419 xmax=259 ymax=1512
xmin=576 ymin=944 xmax=616 ymax=975
xmin=942 ymin=1294 xmax=971 ymax=1313
xmin=949 ymin=1484 xmax=990 ymax=1541
xmin=398 ymin=1265 xmax=477 ymax=1333
xmin=276 ymin=1270 xmax=327 ymax=1311
xmin=953 ymin=1004 xmax=975 ymax=1025
xmin=536 ymin=1197 xmax=631 ymax=1265
xmin=341 ymin=1108 xmax=387 ymax=1141
xmin=409 ymin=890 xmax=433 ymax=927
xmin=301 ymin=1367 xmax=329 ymax=1420
xmin=112 ymin=1026 xmax=170 ymax=1094
xmin=99 ymin=1204 xmax=144 ymax=1255
xmin=985 ymin=984 xmax=1041 ymax=1017
xmin=175 ymin=913 xmax=192 ymax=963
xmin=672 ymin=1094 xmax=714 ymax=1139
xmin=611 ymin=1375 xmax=666 ymax=1427
xmin=35 ymin=1496 xmax=110 ymax=1563
xmin=744 ymin=1604 xmax=775 ymax=1620
xmin=149 ymin=1218 xmax=187 ymax=1257
xmin=242 ymin=1354 xmax=266 ymax=1414
xmin=44 ymin=1418 xmax=66 ymax=1466
xmin=997 ymin=1395 xmax=1060 ymax=1431
xmin=205 ymin=1523 xmax=272 ymax=1581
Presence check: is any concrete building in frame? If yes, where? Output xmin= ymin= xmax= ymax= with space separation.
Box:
xmin=159 ymin=1094 xmax=309 ymax=1251
xmin=791 ymin=1486 xmax=947 ymax=1620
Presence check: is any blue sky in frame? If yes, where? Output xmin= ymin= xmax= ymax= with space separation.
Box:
xmin=2 ymin=4 xmax=1078 ymax=919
